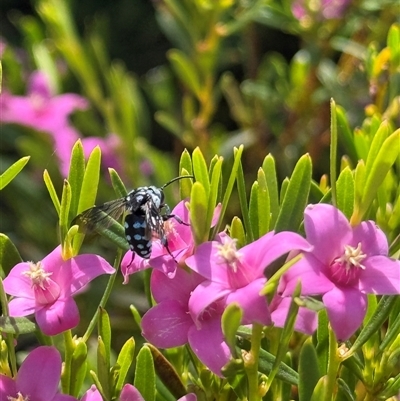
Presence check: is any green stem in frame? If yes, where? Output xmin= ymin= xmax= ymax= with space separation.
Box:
xmin=62 ymin=329 xmax=75 ymax=393
xmin=82 ymin=249 xmax=121 ymax=343
xmin=245 ymin=323 xmax=264 ymax=401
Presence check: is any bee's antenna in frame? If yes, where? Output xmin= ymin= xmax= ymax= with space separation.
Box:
xmin=161 ymin=175 xmax=194 ymax=190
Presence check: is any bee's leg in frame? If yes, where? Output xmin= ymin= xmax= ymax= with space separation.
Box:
xmin=162 ymin=214 xmax=190 ymax=226
xmin=126 ymin=251 xmax=136 ymax=267
xmin=160 ymin=235 xmax=178 ymax=263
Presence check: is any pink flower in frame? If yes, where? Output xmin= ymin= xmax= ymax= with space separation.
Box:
xmin=279 ymin=204 xmax=400 ymax=340
xmin=121 ymin=200 xmax=221 ymax=283
xmin=292 ymin=0 xmax=351 ymax=21
xmin=3 ymin=246 xmax=115 ymax=336
xmin=81 ymin=383 xmax=197 ymax=401
xmin=0 ymin=70 xmax=88 ymax=176
xmin=141 ymin=268 xmax=231 ymax=376
xmin=0 ymin=346 xmax=78 ymax=401
xmin=185 ymin=231 xmax=312 ymax=328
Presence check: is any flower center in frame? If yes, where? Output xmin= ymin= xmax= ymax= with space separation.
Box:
xmin=215 ymin=237 xmax=242 ymax=272
xmin=8 ymin=392 xmax=28 ymax=401
xmin=329 ymin=243 xmax=367 ymax=285
xmin=22 ymin=261 xmax=60 ymax=305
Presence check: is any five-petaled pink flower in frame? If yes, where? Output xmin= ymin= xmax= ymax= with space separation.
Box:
xmin=3 ymin=246 xmax=115 ymax=335
xmin=141 ymin=267 xmax=232 ymax=376
xmin=279 ymin=204 xmax=400 ymax=340
xmin=0 ymin=346 xmax=78 ymax=401
xmin=185 ymin=231 xmax=312 ymax=329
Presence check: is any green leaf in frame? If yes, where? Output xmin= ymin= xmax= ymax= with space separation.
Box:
xmin=336 ymin=106 xmax=358 ymax=163
xmin=0 ymin=316 xmax=36 ymax=334
xmin=330 ymin=98 xmax=338 ymax=207
xmin=388 ymin=23 xmax=400 ymax=67
xmin=365 ymin=121 xmax=390 ymax=177
xmin=310 ymin=376 xmax=329 ymax=401
xmin=147 ymin=343 xmax=186 ymax=399
xmin=59 ymin=180 xmax=72 ymax=246
xmin=189 ymin=182 xmax=209 ymax=245
xmin=206 ymin=156 xmax=223 ymax=236
xmin=167 ymin=49 xmax=201 ymax=98
xmin=0 ymin=234 xmax=23 ymax=277
xmin=262 ymin=154 xmax=279 ymax=227
xmin=237 ymin=160 xmax=253 ymax=242
xmin=67 ymin=140 xmax=85 ymax=221
xmin=275 ymin=154 xmax=312 ymax=232
xmin=192 ymin=147 xmax=210 ymax=196
xmin=98 ymin=307 xmax=111 ymax=365
xmin=257 ymin=168 xmax=270 ymax=236
xmin=222 ymin=303 xmax=243 ymax=357
xmin=115 ymin=338 xmax=135 ymax=395
xmin=230 ymin=216 xmax=246 ymax=249
xmin=0 ymin=156 xmax=30 ymax=190
xmin=179 ymin=149 xmax=193 ymax=176
xmin=134 ymin=345 xmax=155 ymax=401
xmin=249 ymin=181 xmax=259 ymax=240
xmin=336 ymin=167 xmax=355 ymax=219
xmin=316 ymin=310 xmax=329 ymax=375
xmin=97 ymin=336 xmax=111 ymax=399
xmin=109 ymin=168 xmax=128 ymax=198
xmin=69 ymin=341 xmax=88 ymax=397
xmin=43 ymin=169 xmax=61 ymax=216
xmin=358 ymin=129 xmax=400 ymax=220
xmin=299 ymin=338 xmax=321 ymax=401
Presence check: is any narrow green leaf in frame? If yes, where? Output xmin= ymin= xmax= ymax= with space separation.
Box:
xmin=115 ymin=338 xmax=135 ymax=395
xmin=191 ymin=147 xmax=210 ymax=196
xmin=257 ymin=168 xmax=270 ymax=236
xmin=211 ymin=145 xmax=244 ymax=237
xmin=336 ymin=167 xmax=355 ymax=219
xmin=134 ymin=345 xmax=155 ymax=401
xmin=98 ymin=307 xmax=111 ymax=364
xmin=262 ymin=154 xmax=279 ymax=227
xmin=189 ymin=182 xmax=208 ymax=245
xmin=59 ymin=180 xmax=72 ymax=245
xmin=336 ymin=106 xmax=358 ymax=163
xmin=43 ymin=169 xmax=61 ymax=216
xmin=299 ymin=338 xmax=321 ymax=401
xmin=0 ymin=156 xmax=30 ymax=190
xmin=330 ymin=98 xmax=338 ymax=207
xmin=316 ymin=310 xmax=329 ymax=375
xmin=147 ymin=343 xmax=186 ymax=398
xmin=237 ymin=161 xmax=253 ymax=243
xmin=77 ymin=146 xmax=101 ymax=214
xmin=70 ymin=341 xmax=88 ymax=397
xmin=179 ymin=149 xmax=193 ymax=177
xmin=0 ymin=234 xmax=23 ymax=277
xmin=206 ymin=156 xmax=223 ymax=236
xmin=67 ymin=140 xmax=85 ymax=221
xmin=249 ymin=181 xmax=259 ymax=239
xmin=365 ymin=121 xmax=390 ymax=177
xmin=359 ymin=129 xmax=400 ymax=219
xmin=109 ymin=168 xmax=128 ymax=198
xmin=97 ymin=336 xmax=111 ymax=399
xmin=310 ymin=376 xmax=329 ymax=401
xmin=179 ymin=169 xmax=193 ymax=200
xmin=275 ymin=154 xmax=312 ymax=232
xmin=167 ymin=49 xmax=201 ymax=98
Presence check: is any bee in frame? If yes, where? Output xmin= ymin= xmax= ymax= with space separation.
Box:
xmin=72 ymin=175 xmax=193 ymax=260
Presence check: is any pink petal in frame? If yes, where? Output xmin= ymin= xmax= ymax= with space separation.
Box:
xmin=359 ymin=256 xmax=400 ymax=294
xmin=121 ymin=251 xmax=150 ymax=283
xmin=179 ymin=395 xmax=197 ymax=401
xmin=270 ymin=296 xmax=317 ymax=335
xmin=80 ymin=385 xmax=103 ymax=401
xmin=66 ymin=254 xmax=115 ymax=295
xmin=142 ymin=300 xmax=192 ymax=348
xmin=35 ymin=298 xmax=80 ymax=336
xmin=304 ymin=204 xmax=352 ymax=265
xmin=323 ymin=286 xmax=367 ymax=341
xmin=17 ymin=346 xmax=61 ymax=399
xmin=243 ymin=231 xmax=312 ymax=277
xmin=151 ymin=268 xmax=203 ymax=304
xmin=53 ymin=395 xmax=79 ymax=401
xmin=352 ymin=221 xmax=389 ymax=256
xmin=189 ymin=282 xmax=230 ymax=323
xmin=225 ymin=278 xmax=271 ymax=325
xmin=0 ymin=374 xmax=17 ymax=396
xmin=188 ymin=316 xmax=231 ymax=376
xmin=2 ymin=262 xmax=35 ymax=298
xmin=279 ymin=254 xmax=334 ymax=296
xmin=120 ymin=384 xmax=145 ymax=401
xmin=8 ymin=297 xmax=36 ymax=317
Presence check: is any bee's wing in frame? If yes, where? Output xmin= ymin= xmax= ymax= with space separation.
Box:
xmin=72 ymin=197 xmax=128 ymax=233
xmin=144 ymin=199 xmax=165 ymax=240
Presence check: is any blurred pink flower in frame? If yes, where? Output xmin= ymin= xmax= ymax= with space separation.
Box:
xmin=3 ymin=245 xmax=115 ymax=336
xmin=292 ymin=0 xmax=351 ymax=21
xmin=141 ymin=267 xmax=231 ymax=376
xmin=279 ymin=204 xmax=400 ymax=340
xmin=0 ymin=70 xmax=88 ymax=175
xmin=0 ymin=346 xmax=78 ymax=401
